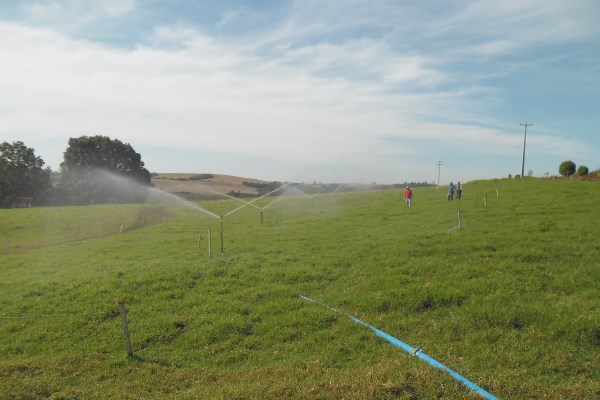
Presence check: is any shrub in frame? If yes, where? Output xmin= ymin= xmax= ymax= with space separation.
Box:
xmin=558 ymin=160 xmax=576 ymax=177
xmin=576 ymin=165 xmax=589 ymax=176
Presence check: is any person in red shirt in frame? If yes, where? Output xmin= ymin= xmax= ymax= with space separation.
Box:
xmin=404 ymin=186 xmax=413 ymax=207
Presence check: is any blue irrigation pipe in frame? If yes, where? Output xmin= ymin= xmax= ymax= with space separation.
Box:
xmin=298 ymin=294 xmax=499 ymax=400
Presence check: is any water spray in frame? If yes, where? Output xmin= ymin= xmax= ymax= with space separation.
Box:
xmin=212 ymin=190 xmax=261 ymax=210
xmin=221 ymin=183 xmax=291 ymax=219
xmin=298 ymin=294 xmax=499 ymax=400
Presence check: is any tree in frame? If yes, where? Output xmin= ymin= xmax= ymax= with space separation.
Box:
xmin=0 ymin=141 xmax=51 ymax=208
xmin=558 ymin=160 xmax=576 ymax=177
xmin=60 ymin=135 xmax=151 ymax=204
xmin=576 ymin=165 xmax=589 ymax=176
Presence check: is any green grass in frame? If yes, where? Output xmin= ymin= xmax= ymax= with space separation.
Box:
xmin=1 ymin=178 xmax=599 ymax=399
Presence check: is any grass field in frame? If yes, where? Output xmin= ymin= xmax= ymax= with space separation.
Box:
xmin=1 ymin=178 xmax=599 ymax=399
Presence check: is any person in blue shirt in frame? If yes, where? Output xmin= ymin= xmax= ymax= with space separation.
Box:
xmin=447 ymin=182 xmax=455 ymax=201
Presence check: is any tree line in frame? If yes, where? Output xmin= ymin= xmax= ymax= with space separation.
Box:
xmin=0 ymin=136 xmax=151 ymax=208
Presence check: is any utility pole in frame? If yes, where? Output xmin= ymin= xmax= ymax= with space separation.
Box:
xmin=520 ymin=122 xmax=533 ymax=178
xmin=436 ymin=161 xmax=443 ymax=189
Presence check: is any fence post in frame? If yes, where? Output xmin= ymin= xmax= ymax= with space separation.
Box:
xmin=117 ymin=299 xmax=133 ymax=357
xmin=208 ymin=228 xmax=212 ymax=258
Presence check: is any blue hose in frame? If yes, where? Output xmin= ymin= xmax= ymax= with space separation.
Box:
xmin=299 ymin=294 xmax=499 ymax=400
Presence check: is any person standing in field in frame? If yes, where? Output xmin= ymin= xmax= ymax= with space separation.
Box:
xmin=447 ymin=182 xmax=455 ymax=201
xmin=456 ymin=181 xmax=462 ymax=200
xmin=404 ymin=186 xmax=413 ymax=207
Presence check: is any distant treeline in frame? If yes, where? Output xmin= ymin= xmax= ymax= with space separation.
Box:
xmin=242 ymin=181 xmax=269 ymax=189
xmin=154 ymin=174 xmax=214 ymax=181
xmin=242 ymin=181 xmax=283 ymax=196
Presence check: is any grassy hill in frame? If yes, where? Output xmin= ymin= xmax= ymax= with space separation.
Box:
xmin=151 ymin=173 xmax=270 ymax=198
xmin=1 ymin=178 xmax=599 ymax=399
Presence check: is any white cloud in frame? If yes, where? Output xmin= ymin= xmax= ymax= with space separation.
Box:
xmin=101 ymin=0 xmax=136 ymax=17
xmin=25 ymin=0 xmax=135 ymax=19
xmin=0 ymin=0 xmax=596 ymax=182
xmin=0 ymin=22 xmax=582 ymax=158
xmin=430 ymin=0 xmax=600 ymax=57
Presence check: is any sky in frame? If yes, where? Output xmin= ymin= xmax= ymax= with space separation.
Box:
xmin=1 ymin=0 xmax=598 ymax=184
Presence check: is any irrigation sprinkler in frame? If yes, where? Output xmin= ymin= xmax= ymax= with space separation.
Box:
xmin=496 ymin=189 xmax=499 ymax=197
xmin=197 ymin=233 xmax=201 ymax=247
xmin=484 ymin=193 xmax=488 ymax=208
xmin=448 ymin=210 xmax=468 ymax=232
xmin=222 ymin=182 xmax=292 ymax=220
xmin=298 ymin=294 xmax=499 ymax=400
xmin=260 ymin=208 xmax=264 ymax=225
xmin=119 ymin=223 xmax=124 ymax=234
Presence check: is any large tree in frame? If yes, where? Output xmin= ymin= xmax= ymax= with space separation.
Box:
xmin=0 ymin=141 xmax=51 ymax=208
xmin=60 ymin=135 xmax=152 ymax=204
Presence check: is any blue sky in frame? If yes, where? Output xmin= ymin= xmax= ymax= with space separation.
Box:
xmin=1 ymin=0 xmax=598 ymax=184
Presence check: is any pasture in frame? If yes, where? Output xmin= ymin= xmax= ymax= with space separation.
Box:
xmin=1 ymin=178 xmax=599 ymax=399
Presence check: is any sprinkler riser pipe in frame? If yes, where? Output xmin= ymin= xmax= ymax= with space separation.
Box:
xmin=208 ymin=228 xmax=212 ymax=258
xmin=220 ymin=218 xmax=224 ymax=256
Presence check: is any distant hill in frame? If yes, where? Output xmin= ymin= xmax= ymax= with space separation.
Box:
xmin=152 ymin=173 xmax=270 ymax=199
xmin=151 ymin=173 xmax=436 ymax=200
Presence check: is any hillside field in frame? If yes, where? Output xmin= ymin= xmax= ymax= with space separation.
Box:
xmin=1 ymin=178 xmax=599 ymax=399
xmin=151 ymin=174 xmax=269 ymax=197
